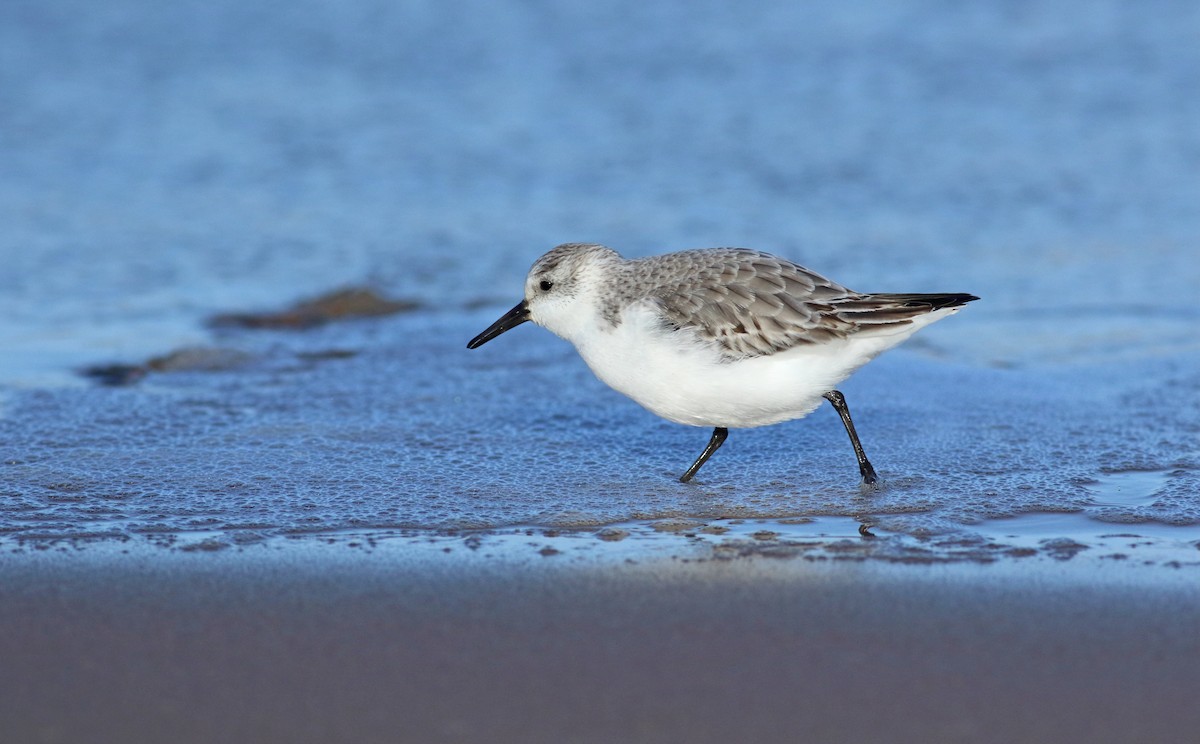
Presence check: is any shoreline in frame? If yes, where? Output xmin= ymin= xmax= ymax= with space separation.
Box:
xmin=5 ymin=513 xmax=1198 ymax=567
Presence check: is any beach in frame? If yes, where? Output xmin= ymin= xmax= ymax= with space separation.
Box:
xmin=2 ymin=0 xmax=1199 ymax=740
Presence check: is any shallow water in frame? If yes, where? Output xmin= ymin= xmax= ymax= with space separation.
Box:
xmin=2 ymin=0 xmax=1198 ymax=561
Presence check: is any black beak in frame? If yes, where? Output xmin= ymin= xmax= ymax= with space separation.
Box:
xmin=467 ymin=300 xmax=531 ymax=349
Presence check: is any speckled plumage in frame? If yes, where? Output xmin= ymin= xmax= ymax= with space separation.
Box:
xmin=535 ymin=244 xmax=974 ymax=361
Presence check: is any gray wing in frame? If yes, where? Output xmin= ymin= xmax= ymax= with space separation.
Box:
xmin=643 ymin=249 xmax=973 ymax=359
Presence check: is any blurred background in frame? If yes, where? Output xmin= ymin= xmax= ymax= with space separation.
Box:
xmin=1 ymin=0 xmax=1198 ymax=543
xmin=3 ymin=0 xmax=1197 ymax=384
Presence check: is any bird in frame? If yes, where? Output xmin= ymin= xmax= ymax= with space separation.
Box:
xmin=467 ymin=243 xmax=977 ymax=485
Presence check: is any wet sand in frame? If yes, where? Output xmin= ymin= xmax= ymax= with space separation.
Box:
xmin=3 ymin=544 xmax=1198 ymax=744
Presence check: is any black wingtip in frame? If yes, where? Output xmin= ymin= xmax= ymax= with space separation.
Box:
xmin=941 ymin=293 xmax=980 ymax=309
xmin=905 ymin=293 xmax=979 ymax=310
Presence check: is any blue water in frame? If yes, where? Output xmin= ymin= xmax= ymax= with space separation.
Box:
xmin=2 ymin=0 xmax=1198 ymax=559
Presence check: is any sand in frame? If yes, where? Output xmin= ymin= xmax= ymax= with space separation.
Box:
xmin=3 ymin=543 xmax=1198 ymax=744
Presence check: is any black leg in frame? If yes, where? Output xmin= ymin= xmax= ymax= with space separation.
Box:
xmin=679 ymin=427 xmax=728 ymax=483
xmin=823 ymin=390 xmax=878 ymax=485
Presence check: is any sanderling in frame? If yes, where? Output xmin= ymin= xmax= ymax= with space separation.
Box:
xmin=468 ymin=243 xmax=977 ymax=485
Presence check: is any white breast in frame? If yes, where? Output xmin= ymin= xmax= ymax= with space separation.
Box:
xmin=570 ymin=301 xmax=958 ymax=428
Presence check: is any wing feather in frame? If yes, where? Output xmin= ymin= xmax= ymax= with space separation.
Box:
xmin=635 ymin=249 xmax=976 ymax=360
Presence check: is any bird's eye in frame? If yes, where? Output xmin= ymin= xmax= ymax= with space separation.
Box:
xmin=539 ymin=280 xmax=553 ymax=292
